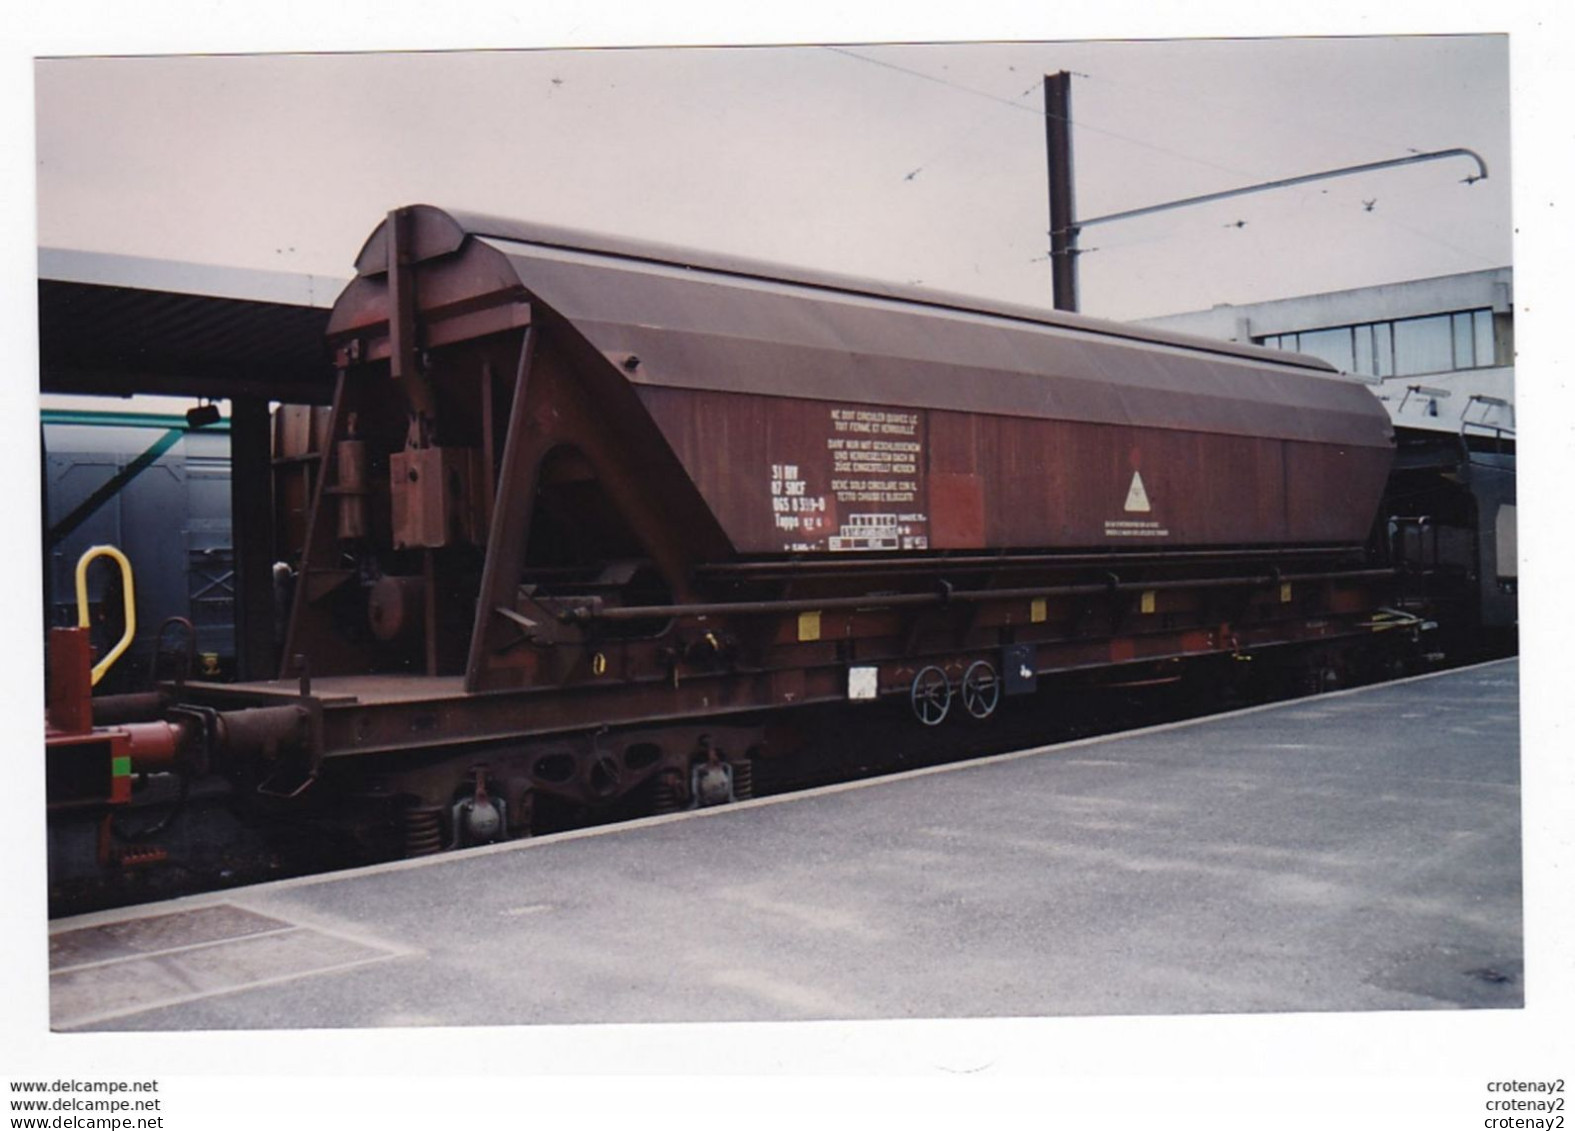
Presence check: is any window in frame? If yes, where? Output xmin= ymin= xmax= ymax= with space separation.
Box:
xmin=1373 ymin=322 xmax=1394 ymax=377
xmin=1295 ymin=326 xmax=1356 ymax=373
xmin=1393 ymin=314 xmax=1454 ymax=375
xmin=1354 ymin=325 xmax=1375 ymax=376
xmin=1256 ymin=308 xmax=1496 ymax=377
xmin=1473 ymin=309 xmax=1495 ymax=366
xmin=1452 ymin=312 xmax=1474 ymax=369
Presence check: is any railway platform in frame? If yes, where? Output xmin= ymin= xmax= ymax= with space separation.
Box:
xmin=48 ymin=658 xmax=1521 ymax=1030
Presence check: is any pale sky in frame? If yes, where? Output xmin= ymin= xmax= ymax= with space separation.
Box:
xmin=34 ymin=37 xmax=1511 ymax=321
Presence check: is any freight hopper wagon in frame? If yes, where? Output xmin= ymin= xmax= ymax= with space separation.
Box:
xmin=48 ymin=205 xmax=1403 ymax=871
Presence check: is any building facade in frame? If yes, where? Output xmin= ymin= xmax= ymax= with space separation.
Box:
xmin=1136 ymin=267 xmax=1514 ymax=441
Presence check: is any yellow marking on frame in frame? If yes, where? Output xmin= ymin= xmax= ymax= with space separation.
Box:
xmin=1280 ymin=582 xmax=1293 ymax=604
xmin=798 ymin=611 xmax=822 ymax=642
xmin=1030 ymin=598 xmax=1047 ymax=624
xmin=1140 ymin=590 xmax=1156 ymax=614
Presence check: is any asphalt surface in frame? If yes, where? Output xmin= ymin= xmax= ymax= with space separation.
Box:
xmin=50 ymin=658 xmax=1522 ymax=1029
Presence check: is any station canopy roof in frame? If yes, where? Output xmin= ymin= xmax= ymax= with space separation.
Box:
xmin=38 ymin=248 xmax=346 ymax=404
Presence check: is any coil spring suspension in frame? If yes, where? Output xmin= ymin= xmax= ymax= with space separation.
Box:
xmin=652 ymin=772 xmax=684 ymax=815
xmin=402 ymin=805 xmax=445 ymax=856
xmin=731 ymin=759 xmax=754 ymax=801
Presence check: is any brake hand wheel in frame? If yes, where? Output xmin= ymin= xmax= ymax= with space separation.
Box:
xmin=960 ymin=659 xmax=1000 ymax=720
xmin=910 ymin=665 xmax=952 ymax=726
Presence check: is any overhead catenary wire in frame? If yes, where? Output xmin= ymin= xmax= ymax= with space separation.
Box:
xmin=827 ymin=46 xmax=1495 ymax=216
xmin=1071 ymin=62 xmax=1499 ymax=182
xmin=826 ymin=46 xmax=1271 ymax=186
xmin=823 ymin=45 xmax=1504 ymax=305
xmin=823 ymin=45 xmax=1270 ymax=276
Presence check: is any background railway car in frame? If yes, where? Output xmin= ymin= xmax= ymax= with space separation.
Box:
xmin=1384 ymin=426 xmax=1517 ymax=657
xmin=42 ymin=412 xmax=236 ymax=691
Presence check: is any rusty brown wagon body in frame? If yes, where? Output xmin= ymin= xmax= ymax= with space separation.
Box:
xmin=51 ymin=204 xmax=1402 ymax=861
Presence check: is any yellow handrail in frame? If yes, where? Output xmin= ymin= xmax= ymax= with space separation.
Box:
xmin=74 ymin=545 xmax=137 ymax=687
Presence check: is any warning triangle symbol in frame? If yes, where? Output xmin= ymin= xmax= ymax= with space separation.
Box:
xmin=1124 ymin=470 xmax=1152 ymax=513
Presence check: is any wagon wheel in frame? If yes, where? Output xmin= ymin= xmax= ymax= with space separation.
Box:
xmin=910 ymin=665 xmax=952 ymax=727
xmin=960 ymin=659 xmax=1001 ymax=720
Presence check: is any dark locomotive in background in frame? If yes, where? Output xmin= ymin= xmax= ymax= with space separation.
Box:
xmin=43 ymin=206 xmax=1517 ymax=913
